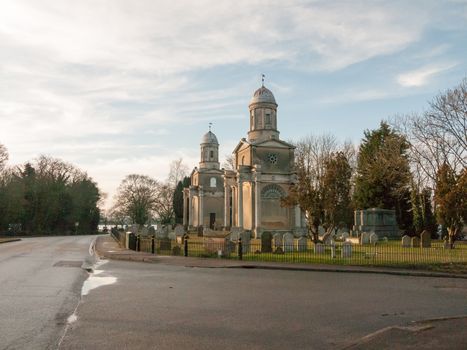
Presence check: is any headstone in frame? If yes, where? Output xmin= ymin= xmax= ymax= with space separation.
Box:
xmin=318 ymin=226 xmax=326 ymax=235
xmin=240 ymin=231 xmax=251 ymax=254
xmin=341 ymin=242 xmax=352 ymax=258
xmin=283 ymin=233 xmax=294 ymax=252
xmin=148 ymin=226 xmax=156 ymax=235
xmin=159 ymin=237 xmax=171 ymax=251
xmin=174 ymin=225 xmax=185 ymax=237
xmin=273 ymin=233 xmax=283 ymax=250
xmin=203 ymin=238 xmax=233 ymax=255
xmin=261 ymin=232 xmax=273 ymax=253
xmin=172 ymin=246 xmax=181 ymax=255
xmin=230 ymin=227 xmax=243 ymax=241
xmin=411 ymin=236 xmax=420 ymax=248
xmin=155 ymin=226 xmax=169 ymax=239
xmin=130 ymin=224 xmax=139 ymax=234
xmin=296 ymin=237 xmax=307 ymax=252
xmin=341 ymin=232 xmax=350 ymax=240
xmin=360 ymin=232 xmax=370 ymax=245
xmin=314 ymin=243 xmax=325 ymax=254
xmin=369 ymin=232 xmax=378 ymax=245
xmin=420 ymin=230 xmax=431 ymax=248
xmin=140 ymin=226 xmax=148 ymax=235
xmin=401 ymin=235 xmax=411 ymax=248
xmin=168 ymin=230 xmax=176 ymax=240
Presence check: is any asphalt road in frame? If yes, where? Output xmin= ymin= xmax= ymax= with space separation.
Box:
xmin=60 ymin=259 xmax=467 ymax=350
xmin=0 ymin=236 xmax=95 ymax=350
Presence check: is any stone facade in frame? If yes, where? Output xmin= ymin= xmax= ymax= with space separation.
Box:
xmin=183 ymin=85 xmax=305 ymax=238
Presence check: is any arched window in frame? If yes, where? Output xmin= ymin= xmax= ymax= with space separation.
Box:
xmin=210 ymin=177 xmax=216 ymax=187
xmin=210 ymin=150 xmax=214 ymax=159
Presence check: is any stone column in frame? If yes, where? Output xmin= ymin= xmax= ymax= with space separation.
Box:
xmin=237 ymin=179 xmax=243 ymax=228
xmin=224 ymin=185 xmax=230 ymax=227
xmin=295 ymin=205 xmax=301 ymax=228
xmin=182 ymin=190 xmax=188 ymax=226
xmin=199 ymin=187 xmax=204 ymax=228
xmin=188 ymin=189 xmax=193 ymax=227
xmin=254 ymin=178 xmax=261 ymax=233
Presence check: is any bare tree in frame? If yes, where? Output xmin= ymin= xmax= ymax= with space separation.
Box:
xmin=113 ymin=174 xmax=160 ymax=225
xmin=222 ymin=154 xmax=235 ymax=171
xmin=395 ymin=79 xmax=467 ymax=188
xmin=167 ymin=158 xmax=188 ymax=190
xmin=283 ymin=134 xmax=338 ymax=242
xmin=0 ymin=143 xmax=8 ymax=172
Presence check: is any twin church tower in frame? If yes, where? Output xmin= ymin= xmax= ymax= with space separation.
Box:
xmin=182 ymin=84 xmax=305 ymax=238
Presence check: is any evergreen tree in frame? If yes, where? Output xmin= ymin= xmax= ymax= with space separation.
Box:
xmin=353 ymin=122 xmax=412 ymax=229
xmin=173 ymin=176 xmax=190 ymax=224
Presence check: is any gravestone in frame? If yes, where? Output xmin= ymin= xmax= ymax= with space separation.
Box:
xmin=296 ymin=237 xmax=307 ymax=252
xmin=174 ymin=225 xmax=185 ymax=237
xmin=148 ymin=226 xmax=156 ymax=235
xmin=341 ymin=232 xmax=350 ymax=240
xmin=168 ymin=230 xmax=176 ymax=240
xmin=420 ymin=230 xmax=431 ymax=248
xmin=283 ymin=232 xmax=294 ymax=253
xmin=240 ymin=231 xmax=251 ymax=254
xmin=360 ymin=232 xmax=370 ymax=245
xmin=401 ymin=235 xmax=411 ymax=248
xmin=369 ymin=232 xmax=378 ymax=245
xmin=156 ymin=226 xmax=169 ymax=239
xmin=273 ymin=233 xmax=283 ymax=251
xmin=230 ymin=227 xmax=244 ymax=241
xmin=342 ymin=242 xmax=352 ymax=258
xmin=261 ymin=232 xmax=273 ymax=253
xmin=314 ymin=243 xmax=325 ymax=254
xmin=140 ymin=226 xmax=149 ymax=235
xmin=130 ymin=224 xmax=139 ymax=234
xmin=318 ymin=226 xmax=326 ymax=235
xmin=411 ymin=236 xmax=420 ymax=248
xmin=159 ymin=237 xmax=171 ymax=251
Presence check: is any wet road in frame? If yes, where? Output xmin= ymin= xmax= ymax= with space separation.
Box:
xmin=0 ymin=236 xmax=95 ymax=350
xmin=60 ymin=259 xmax=467 ymax=350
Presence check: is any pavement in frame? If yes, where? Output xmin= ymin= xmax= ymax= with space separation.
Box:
xmin=90 ymin=235 xmax=467 ymax=349
xmin=95 ymin=234 xmax=467 ymax=279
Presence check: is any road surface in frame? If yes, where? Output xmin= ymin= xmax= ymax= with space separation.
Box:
xmin=60 ymin=258 xmax=467 ymax=349
xmin=0 ymin=236 xmax=95 ymax=350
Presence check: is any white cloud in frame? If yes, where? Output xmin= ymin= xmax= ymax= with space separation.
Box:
xmin=0 ymin=0 xmax=459 ymax=209
xmin=396 ymin=62 xmax=458 ymax=87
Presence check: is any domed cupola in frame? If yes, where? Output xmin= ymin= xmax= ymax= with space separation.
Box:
xmin=199 ymin=129 xmax=220 ymax=169
xmin=248 ymin=84 xmax=280 ymax=143
xmin=249 ymin=86 xmax=277 ymax=106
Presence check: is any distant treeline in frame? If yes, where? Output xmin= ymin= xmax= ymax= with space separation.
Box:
xmin=0 ymin=154 xmax=100 ymax=235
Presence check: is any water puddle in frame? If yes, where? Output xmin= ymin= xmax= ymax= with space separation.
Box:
xmin=81 ymin=260 xmax=117 ymax=296
xmin=67 ymin=313 xmax=78 ymax=324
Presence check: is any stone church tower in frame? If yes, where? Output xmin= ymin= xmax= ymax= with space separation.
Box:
xmin=184 ymin=84 xmax=305 ymax=238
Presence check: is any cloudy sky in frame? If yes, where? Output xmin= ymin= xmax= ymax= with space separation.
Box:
xmin=1 ymin=0 xmax=466 ymax=209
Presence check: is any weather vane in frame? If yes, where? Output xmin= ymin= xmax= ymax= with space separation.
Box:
xmin=209 ymin=122 xmax=212 ymax=132
xmin=261 ymin=73 xmax=265 ymax=87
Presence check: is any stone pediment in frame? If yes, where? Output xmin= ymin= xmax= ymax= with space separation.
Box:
xmin=253 ymin=139 xmax=295 ymax=149
xmin=232 ymin=139 xmax=251 ymax=154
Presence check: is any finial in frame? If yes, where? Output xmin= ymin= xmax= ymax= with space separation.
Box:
xmin=208 ymin=122 xmax=212 ymax=132
xmin=261 ymin=73 xmax=265 ymax=87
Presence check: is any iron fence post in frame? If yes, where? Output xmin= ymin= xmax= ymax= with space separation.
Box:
xmin=151 ymin=235 xmax=155 ymax=254
xmin=136 ymin=234 xmax=140 ymax=252
xmin=184 ymin=234 xmax=189 ymax=257
xmin=238 ymin=237 xmax=243 ymax=260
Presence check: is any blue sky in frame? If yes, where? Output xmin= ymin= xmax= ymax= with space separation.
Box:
xmin=0 ymin=0 xmax=466 ymax=209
